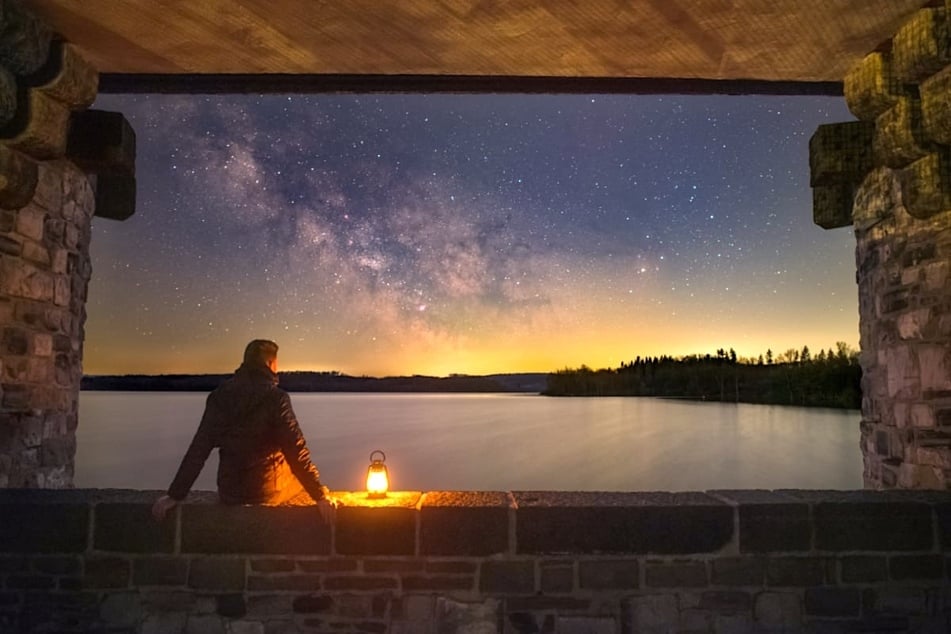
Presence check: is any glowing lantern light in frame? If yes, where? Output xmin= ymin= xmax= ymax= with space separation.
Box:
xmin=366 ymin=450 xmax=389 ymax=499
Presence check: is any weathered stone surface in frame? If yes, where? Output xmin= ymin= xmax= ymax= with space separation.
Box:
xmin=621 ymin=594 xmax=678 ymax=633
xmin=0 ymin=0 xmax=52 ymax=75
xmin=92 ymin=171 xmax=136 ymax=220
xmin=812 ymin=183 xmax=855 ymax=229
xmin=479 ymin=560 xmax=534 ymax=594
xmin=436 ymin=598 xmax=498 ymax=634
xmin=737 ymin=500 xmax=810 ymax=553
xmin=0 ymin=64 xmax=14 ymax=128
xmin=921 ymin=64 xmax=951 ymax=146
xmin=335 ymin=505 xmax=416 ymax=556
xmin=96 ymin=502 xmax=176 ymax=553
xmin=181 ymin=504 xmax=330 ymax=555
xmin=420 ymin=491 xmax=508 ymax=556
xmin=0 ymin=89 xmax=69 ymax=160
xmin=67 ymin=109 xmax=136 ymax=176
xmin=187 ymin=557 xmax=246 ymax=591
xmin=25 ymin=41 xmax=97 ymax=110
xmin=515 ymin=491 xmax=732 ymax=554
xmin=809 ymin=121 xmax=875 ymax=187
xmin=134 ymin=556 xmax=188 ymax=586
xmin=845 ymin=52 xmax=905 ymax=122
xmin=0 ymin=143 xmax=37 ymax=210
xmin=901 ymin=150 xmax=951 ymax=219
xmin=0 ymin=501 xmax=87 ymax=552
xmin=874 ymin=96 xmax=932 ymax=169
xmin=892 ymin=8 xmax=951 ymax=84
xmin=815 ymin=501 xmax=933 ymax=550
xmin=578 ymin=559 xmax=638 ymax=589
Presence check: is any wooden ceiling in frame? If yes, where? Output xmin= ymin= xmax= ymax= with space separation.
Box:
xmin=23 ymin=0 xmax=933 ymax=94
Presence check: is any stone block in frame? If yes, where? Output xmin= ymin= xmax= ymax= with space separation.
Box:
xmin=67 ymin=109 xmax=136 ymax=176
xmin=645 ymin=560 xmax=708 ymax=588
xmin=0 ymin=233 xmax=18 ymax=255
xmin=245 ymin=573 xmax=321 ymax=592
xmin=216 ymin=593 xmax=246 ymax=618
xmin=814 ymin=500 xmax=933 ymax=551
xmin=426 ymin=560 xmax=476 ymax=574
xmin=753 ymin=592 xmax=801 ymax=629
xmin=812 ymin=183 xmax=855 ymax=229
xmin=25 ymin=41 xmax=98 ymax=110
xmin=840 ymin=556 xmax=888 ymax=583
xmin=180 ymin=504 xmax=330 ymax=555
xmin=133 ymin=556 xmax=188 ymax=586
xmin=766 ymin=557 xmax=826 ymax=586
xmin=893 ymin=8 xmax=951 ymax=84
xmin=901 ymin=149 xmax=951 ymax=220
xmin=15 ymin=203 xmax=44 ymax=240
xmin=0 ymin=88 xmax=70 ymax=160
xmin=888 ymin=554 xmax=945 ymax=580
xmin=402 ymin=574 xmax=474 ymax=591
xmin=578 ymin=559 xmax=638 ymax=590
xmin=804 ymin=586 xmax=861 ymax=617
xmin=0 ymin=501 xmax=88 ymax=552
xmin=922 ymin=65 xmax=951 ymax=149
xmin=187 ymin=556 xmax=246 ymax=591
xmin=863 ymin=587 xmax=926 ymax=616
xmin=540 ymin=562 xmax=573 ymax=593
xmin=844 ymin=52 xmax=905 ymax=122
xmin=92 ymin=171 xmax=136 ymax=221
xmin=479 ymin=560 xmax=534 ymax=594
xmin=0 ymin=0 xmax=52 ymax=75
xmin=95 ymin=502 xmax=175 ymax=553
xmin=711 ymin=557 xmax=765 ymax=586
xmin=621 ymin=594 xmax=678 ymax=633
xmin=420 ymin=491 xmax=508 ymax=556
xmin=514 ymin=491 xmax=732 ymax=554
xmin=554 ymin=616 xmax=615 ymax=634
xmin=322 ymin=576 xmax=397 ymax=591
xmin=436 ymin=598 xmax=498 ymax=634
xmin=738 ymin=501 xmax=810 ymax=553
xmin=874 ymin=96 xmax=932 ymax=169
xmin=699 ymin=591 xmax=752 ymax=613
xmin=83 ymin=556 xmax=130 ymax=589
xmin=335 ymin=506 xmax=415 ymax=556
xmin=809 ymin=121 xmax=875 ymax=187
xmin=292 ymin=594 xmax=334 ymax=614
xmin=296 ymin=558 xmax=358 ymax=573
xmin=0 ymin=64 xmax=13 ymax=127
xmin=0 ymin=143 xmax=37 ymax=210
xmin=99 ymin=591 xmax=143 ymax=628
xmin=249 ymin=558 xmax=295 ymax=573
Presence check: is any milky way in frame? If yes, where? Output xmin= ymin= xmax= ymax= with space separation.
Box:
xmin=82 ymin=93 xmax=857 ymax=376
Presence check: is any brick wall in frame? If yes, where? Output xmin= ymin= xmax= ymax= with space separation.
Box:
xmin=1 ymin=489 xmax=950 ymax=633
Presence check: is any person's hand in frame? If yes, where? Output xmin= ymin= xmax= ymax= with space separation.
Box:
xmin=152 ymin=495 xmax=179 ymax=521
xmin=316 ymin=498 xmax=335 ymax=524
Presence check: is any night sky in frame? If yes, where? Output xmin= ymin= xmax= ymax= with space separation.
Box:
xmin=82 ymin=93 xmax=858 ymax=377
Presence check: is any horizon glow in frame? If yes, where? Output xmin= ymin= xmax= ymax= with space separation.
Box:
xmin=83 ymin=93 xmax=858 ymax=377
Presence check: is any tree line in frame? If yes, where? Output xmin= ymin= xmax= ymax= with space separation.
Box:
xmin=543 ymin=343 xmax=861 ymax=409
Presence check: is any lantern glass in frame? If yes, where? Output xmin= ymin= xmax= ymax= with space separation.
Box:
xmin=366 ymin=450 xmax=389 ymax=498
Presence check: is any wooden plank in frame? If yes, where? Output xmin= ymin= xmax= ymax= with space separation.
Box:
xmin=98 ymin=73 xmax=844 ymax=96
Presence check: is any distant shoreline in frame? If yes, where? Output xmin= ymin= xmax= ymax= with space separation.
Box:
xmin=81 ymin=372 xmax=549 ymax=394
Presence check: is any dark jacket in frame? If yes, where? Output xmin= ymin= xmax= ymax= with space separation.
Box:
xmin=167 ymin=363 xmax=326 ymax=504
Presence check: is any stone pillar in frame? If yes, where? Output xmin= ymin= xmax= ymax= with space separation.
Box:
xmin=813 ymin=5 xmax=951 ymax=489
xmin=0 ymin=2 xmax=134 ymax=488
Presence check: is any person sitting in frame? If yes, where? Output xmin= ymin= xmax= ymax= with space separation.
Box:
xmin=151 ymin=339 xmax=334 ymax=523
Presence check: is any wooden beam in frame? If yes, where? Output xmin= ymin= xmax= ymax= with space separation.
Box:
xmin=98 ymin=73 xmax=844 ymax=97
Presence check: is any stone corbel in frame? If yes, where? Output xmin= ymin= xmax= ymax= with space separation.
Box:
xmin=66 ymin=109 xmax=136 ymax=221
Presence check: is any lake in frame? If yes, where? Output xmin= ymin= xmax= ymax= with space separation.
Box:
xmin=76 ymin=392 xmax=863 ymax=492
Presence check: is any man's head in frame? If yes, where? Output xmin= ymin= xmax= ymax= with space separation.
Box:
xmin=243 ymin=339 xmax=279 ymax=372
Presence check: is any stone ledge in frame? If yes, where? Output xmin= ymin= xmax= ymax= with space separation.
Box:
xmin=1 ymin=489 xmax=950 ymax=557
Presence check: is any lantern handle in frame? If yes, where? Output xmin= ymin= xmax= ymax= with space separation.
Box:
xmin=370 ymin=449 xmax=386 ymax=463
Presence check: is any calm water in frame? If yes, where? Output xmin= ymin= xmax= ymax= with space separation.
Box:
xmin=76 ymin=392 xmax=863 ymax=492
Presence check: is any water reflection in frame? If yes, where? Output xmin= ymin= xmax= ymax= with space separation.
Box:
xmin=76 ymin=392 xmax=862 ymax=491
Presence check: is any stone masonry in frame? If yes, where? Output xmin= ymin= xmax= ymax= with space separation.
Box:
xmin=2 ymin=489 xmax=951 ymax=634
xmin=0 ymin=1 xmax=133 ymax=488
xmin=811 ymin=3 xmax=951 ymax=489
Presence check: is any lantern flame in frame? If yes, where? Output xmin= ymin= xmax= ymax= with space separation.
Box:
xmin=366 ymin=450 xmax=389 ymax=498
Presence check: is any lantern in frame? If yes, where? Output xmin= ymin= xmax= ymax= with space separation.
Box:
xmin=366 ymin=450 xmax=389 ymax=498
